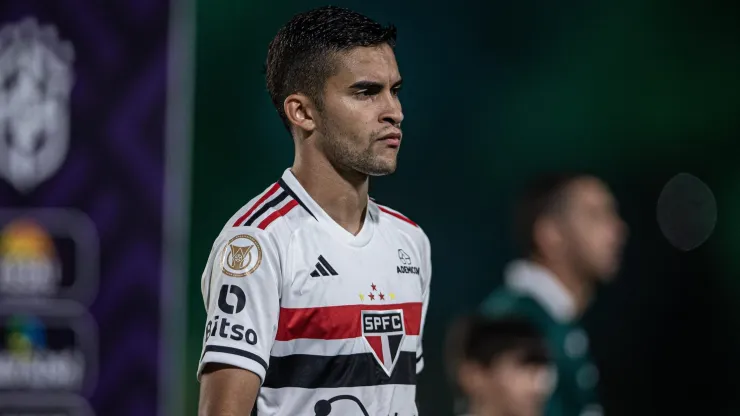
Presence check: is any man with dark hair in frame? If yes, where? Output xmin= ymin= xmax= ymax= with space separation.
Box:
xmin=197 ymin=6 xmax=431 ymax=416
xmin=480 ymin=173 xmax=627 ymax=416
xmin=446 ymin=315 xmax=555 ymax=416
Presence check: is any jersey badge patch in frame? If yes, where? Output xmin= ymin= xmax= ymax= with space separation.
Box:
xmin=221 ymin=234 xmax=262 ymax=277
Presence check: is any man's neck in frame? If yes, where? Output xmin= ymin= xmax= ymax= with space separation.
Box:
xmin=292 ymin=148 xmax=369 ymax=235
xmin=531 ymin=255 xmax=593 ymax=317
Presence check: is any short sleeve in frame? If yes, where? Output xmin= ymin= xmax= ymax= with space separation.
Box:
xmin=197 ymin=227 xmax=282 ymax=384
xmin=416 ymin=232 xmax=432 ymax=374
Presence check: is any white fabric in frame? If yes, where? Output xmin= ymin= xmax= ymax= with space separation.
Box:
xmin=504 ymin=259 xmax=577 ymax=322
xmin=197 ymin=169 xmax=432 ymax=416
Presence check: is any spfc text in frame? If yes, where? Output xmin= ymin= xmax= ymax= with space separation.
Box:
xmin=363 ymin=311 xmax=404 ymax=335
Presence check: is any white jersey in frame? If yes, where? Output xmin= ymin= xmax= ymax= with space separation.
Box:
xmin=197 ymin=168 xmax=432 ymax=416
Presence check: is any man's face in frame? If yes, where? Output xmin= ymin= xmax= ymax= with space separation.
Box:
xmin=314 ymin=43 xmax=404 ymax=176
xmin=465 ymin=353 xmax=554 ymax=416
xmin=560 ymin=178 xmax=627 ymax=281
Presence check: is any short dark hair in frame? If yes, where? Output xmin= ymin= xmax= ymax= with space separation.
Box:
xmin=514 ymin=172 xmax=586 ymax=256
xmin=265 ymin=6 xmax=397 ymax=131
xmin=445 ymin=314 xmax=550 ymax=386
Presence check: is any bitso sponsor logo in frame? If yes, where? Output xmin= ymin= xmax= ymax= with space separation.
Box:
xmin=205 ymin=315 xmax=257 ymax=346
xmin=205 ymin=284 xmax=257 ymax=344
xmin=217 ymin=284 xmax=246 ymax=315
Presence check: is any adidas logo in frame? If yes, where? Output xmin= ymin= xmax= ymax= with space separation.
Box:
xmin=309 ymin=255 xmax=338 ymax=277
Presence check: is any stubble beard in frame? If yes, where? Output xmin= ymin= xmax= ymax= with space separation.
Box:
xmin=320 ymin=124 xmax=397 ymax=177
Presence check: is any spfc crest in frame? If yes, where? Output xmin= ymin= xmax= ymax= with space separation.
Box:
xmin=361 ymin=310 xmax=406 ymax=376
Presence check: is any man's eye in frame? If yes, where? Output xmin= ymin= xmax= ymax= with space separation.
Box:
xmin=353 ymin=91 xmax=373 ymax=100
xmin=355 ymin=86 xmax=383 ymax=96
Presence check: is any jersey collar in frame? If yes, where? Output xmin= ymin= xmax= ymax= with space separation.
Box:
xmin=281 ymin=168 xmax=374 ymax=247
xmin=504 ymin=259 xmax=577 ymax=323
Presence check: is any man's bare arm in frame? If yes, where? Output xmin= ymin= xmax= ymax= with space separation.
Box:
xmin=199 ymin=363 xmax=261 ymax=416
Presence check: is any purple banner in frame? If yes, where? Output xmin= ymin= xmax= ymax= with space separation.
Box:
xmin=0 ymin=1 xmax=172 ymax=415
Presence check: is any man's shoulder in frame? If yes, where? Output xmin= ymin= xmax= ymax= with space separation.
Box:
xmin=220 ymin=180 xmax=315 ymax=240
xmin=479 ymin=287 xmax=549 ymax=322
xmin=479 ymin=287 xmax=528 ymax=314
xmin=370 ymin=199 xmax=432 ymax=278
xmin=371 ymin=198 xmax=428 ymax=243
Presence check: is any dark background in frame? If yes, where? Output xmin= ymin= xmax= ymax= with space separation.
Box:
xmin=185 ymin=0 xmax=740 ymax=414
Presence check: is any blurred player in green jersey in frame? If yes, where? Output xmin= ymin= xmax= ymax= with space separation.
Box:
xmin=446 ymin=314 xmax=555 ymax=416
xmin=480 ymin=173 xmax=627 ymax=416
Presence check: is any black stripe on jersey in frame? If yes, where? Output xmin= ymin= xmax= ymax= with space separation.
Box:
xmin=278 ymin=178 xmax=317 ymax=221
xmin=416 ymin=353 xmax=423 ymax=363
xmin=244 ymin=191 xmax=289 ymax=226
xmin=315 ymin=262 xmax=329 ymax=276
xmin=263 ymin=352 xmax=416 ymax=389
xmin=317 ymin=255 xmax=337 ymax=275
xmin=203 ymin=345 xmax=269 ymax=371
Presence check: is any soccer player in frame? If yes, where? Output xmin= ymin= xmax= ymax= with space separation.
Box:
xmin=480 ymin=173 xmax=627 ymax=416
xmin=445 ymin=315 xmax=554 ymax=416
xmin=197 ymin=6 xmax=431 ymax=416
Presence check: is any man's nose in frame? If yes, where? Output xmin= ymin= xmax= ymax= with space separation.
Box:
xmin=379 ymin=94 xmax=403 ymax=126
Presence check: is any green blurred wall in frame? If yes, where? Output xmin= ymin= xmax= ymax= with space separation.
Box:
xmin=183 ymin=1 xmax=740 ymax=414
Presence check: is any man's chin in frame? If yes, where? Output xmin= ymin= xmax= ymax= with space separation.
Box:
xmin=362 ymin=161 xmax=397 ymax=176
xmin=367 ymin=168 xmax=396 ymax=177
xmin=597 ymin=264 xmax=621 ymax=282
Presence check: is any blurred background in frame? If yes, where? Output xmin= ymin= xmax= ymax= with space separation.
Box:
xmin=1 ymin=0 xmax=739 ymax=415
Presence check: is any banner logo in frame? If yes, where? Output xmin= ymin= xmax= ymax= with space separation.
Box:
xmin=0 ymin=313 xmax=94 ymax=391
xmin=0 ymin=18 xmax=75 ymax=193
xmin=0 ymin=219 xmax=62 ymax=297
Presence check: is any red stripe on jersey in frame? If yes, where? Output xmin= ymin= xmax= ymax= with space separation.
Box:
xmin=275 ymin=302 xmax=422 ymax=341
xmin=233 ymin=182 xmax=281 ymax=227
xmin=257 ymin=199 xmax=298 ymax=230
xmin=378 ymin=206 xmax=418 ymax=227
xmin=366 ymin=335 xmax=384 ymax=362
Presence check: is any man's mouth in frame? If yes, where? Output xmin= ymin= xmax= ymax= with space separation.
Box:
xmin=378 ymin=132 xmax=402 ymax=147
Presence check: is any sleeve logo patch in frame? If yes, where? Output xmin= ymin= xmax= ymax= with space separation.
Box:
xmin=221 ymin=234 xmax=262 ymax=277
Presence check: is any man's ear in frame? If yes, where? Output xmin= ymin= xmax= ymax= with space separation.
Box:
xmin=533 ymin=216 xmax=564 ymax=256
xmin=284 ymin=93 xmax=317 ymax=134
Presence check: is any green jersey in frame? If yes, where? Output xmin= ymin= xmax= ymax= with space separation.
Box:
xmin=480 ymin=260 xmax=603 ymax=416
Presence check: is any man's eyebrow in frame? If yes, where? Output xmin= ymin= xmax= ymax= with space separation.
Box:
xmin=348 ymin=79 xmax=402 ymax=89
xmin=348 ymin=80 xmax=384 ymax=89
